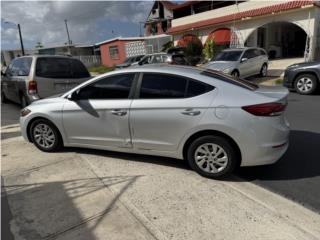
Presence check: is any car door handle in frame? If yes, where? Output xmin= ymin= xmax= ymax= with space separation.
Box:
xmin=181 ymin=108 xmax=201 ymax=116
xmin=111 ymin=109 xmax=127 ymax=116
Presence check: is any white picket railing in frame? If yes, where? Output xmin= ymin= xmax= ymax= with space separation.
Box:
xmin=73 ymin=55 xmax=101 ymax=67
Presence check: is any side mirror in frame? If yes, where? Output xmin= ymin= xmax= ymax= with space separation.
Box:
xmin=241 ymin=58 xmax=248 ymax=63
xmin=1 ymin=71 xmax=5 ymax=77
xmin=68 ymin=90 xmax=80 ymax=101
xmin=138 ymin=61 xmax=143 ymax=66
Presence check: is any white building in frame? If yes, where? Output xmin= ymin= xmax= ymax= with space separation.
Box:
xmin=166 ymin=0 xmax=320 ymax=61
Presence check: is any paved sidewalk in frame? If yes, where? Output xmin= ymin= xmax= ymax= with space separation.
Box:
xmin=2 ymin=137 xmax=320 ymax=240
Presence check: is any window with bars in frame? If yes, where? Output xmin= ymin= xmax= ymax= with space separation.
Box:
xmin=109 ymin=46 xmax=119 ymax=59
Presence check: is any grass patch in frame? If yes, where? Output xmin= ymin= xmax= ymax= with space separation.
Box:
xmin=275 ymin=78 xmax=283 ymax=85
xmin=88 ymin=65 xmax=115 ymax=74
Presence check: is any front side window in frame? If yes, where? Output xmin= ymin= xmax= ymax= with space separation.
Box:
xmin=109 ymin=46 xmax=119 ymax=59
xmin=77 ymin=73 xmax=135 ymax=99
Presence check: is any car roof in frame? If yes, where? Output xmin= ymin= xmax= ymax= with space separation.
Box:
xmin=13 ymin=55 xmax=74 ymax=60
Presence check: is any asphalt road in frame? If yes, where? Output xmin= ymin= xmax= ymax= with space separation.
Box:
xmin=237 ymin=92 xmax=320 ymax=212
xmin=1 ymin=92 xmax=320 ymax=214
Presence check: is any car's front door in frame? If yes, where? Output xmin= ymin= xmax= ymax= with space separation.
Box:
xmin=130 ymin=73 xmax=216 ymax=152
xmin=239 ymin=49 xmax=255 ymax=77
xmin=62 ymin=73 xmax=137 ymax=148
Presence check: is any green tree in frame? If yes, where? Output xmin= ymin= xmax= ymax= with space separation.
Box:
xmin=35 ymin=42 xmax=43 ymax=49
xmin=185 ymin=41 xmax=203 ymax=66
xmin=203 ymin=39 xmax=216 ymax=60
xmin=161 ymin=41 xmax=174 ymax=52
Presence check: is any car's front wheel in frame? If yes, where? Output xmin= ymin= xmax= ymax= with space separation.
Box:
xmin=260 ymin=63 xmax=268 ymax=77
xmin=294 ymin=74 xmax=318 ymax=95
xmin=187 ymin=136 xmax=238 ymax=179
xmin=30 ymin=119 xmax=62 ymax=152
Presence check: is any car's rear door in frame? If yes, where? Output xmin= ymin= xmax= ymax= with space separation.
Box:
xmin=62 ymin=73 xmax=137 ymax=148
xmin=130 ymin=72 xmax=215 ymax=152
xmin=34 ymin=57 xmax=90 ymax=98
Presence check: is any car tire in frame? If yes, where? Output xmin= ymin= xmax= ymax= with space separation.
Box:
xmin=1 ymin=91 xmax=8 ymax=103
xmin=231 ymin=70 xmax=239 ymax=79
xmin=260 ymin=63 xmax=268 ymax=77
xmin=20 ymin=94 xmax=28 ymax=108
xmin=30 ymin=119 xmax=62 ymax=152
xmin=187 ymin=136 xmax=239 ymax=179
xmin=294 ymin=74 xmax=318 ymax=95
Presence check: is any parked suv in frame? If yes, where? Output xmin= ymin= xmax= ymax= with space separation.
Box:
xmin=203 ymin=47 xmax=268 ymax=79
xmin=283 ymin=61 xmax=320 ymax=95
xmin=1 ymin=55 xmax=91 ymax=107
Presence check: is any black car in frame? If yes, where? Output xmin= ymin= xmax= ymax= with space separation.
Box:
xmin=283 ymin=61 xmax=320 ymax=95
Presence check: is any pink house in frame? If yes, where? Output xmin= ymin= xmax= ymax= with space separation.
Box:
xmin=97 ymin=37 xmax=145 ymax=67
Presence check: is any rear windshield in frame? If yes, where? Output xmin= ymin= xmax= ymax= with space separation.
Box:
xmin=36 ymin=57 xmax=90 ymax=78
xmin=200 ymin=69 xmax=258 ymax=91
xmin=213 ymin=51 xmax=242 ymax=61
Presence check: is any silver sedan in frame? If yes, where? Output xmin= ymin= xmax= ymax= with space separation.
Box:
xmin=20 ymin=65 xmax=289 ymax=178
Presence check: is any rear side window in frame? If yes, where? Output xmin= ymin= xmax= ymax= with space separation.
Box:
xmin=139 ymin=73 xmax=214 ymax=99
xmin=36 ymin=57 xmax=89 ymax=78
xmin=140 ymin=73 xmax=187 ymax=99
xmin=77 ymin=73 xmax=135 ymax=99
xmin=70 ymin=59 xmax=90 ymax=78
xmin=187 ymin=80 xmax=215 ymax=97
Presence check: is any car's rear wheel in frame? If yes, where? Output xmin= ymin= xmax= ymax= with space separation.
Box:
xmin=30 ymin=119 xmax=62 ymax=152
xmin=294 ymin=74 xmax=318 ymax=95
xmin=260 ymin=63 xmax=268 ymax=77
xmin=20 ymin=94 xmax=28 ymax=108
xmin=187 ymin=136 xmax=238 ymax=179
xmin=231 ymin=70 xmax=239 ymax=79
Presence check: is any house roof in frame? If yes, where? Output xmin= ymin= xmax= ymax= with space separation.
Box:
xmin=95 ymin=34 xmax=170 ymax=46
xmin=160 ymin=1 xmax=198 ymax=10
xmin=167 ymin=0 xmax=316 ymax=34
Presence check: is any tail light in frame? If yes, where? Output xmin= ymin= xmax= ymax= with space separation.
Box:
xmin=28 ymin=80 xmax=37 ymax=94
xmin=242 ymin=102 xmax=287 ymax=117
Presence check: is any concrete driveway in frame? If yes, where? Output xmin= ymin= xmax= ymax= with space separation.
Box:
xmin=1 ymin=94 xmax=320 ymax=240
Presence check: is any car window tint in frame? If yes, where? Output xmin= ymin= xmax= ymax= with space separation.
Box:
xmin=187 ymin=80 xmax=215 ymax=97
xmin=9 ymin=59 xmax=19 ymax=76
xmin=77 ymin=73 xmax=135 ymax=99
xmin=70 ymin=59 xmax=90 ymax=78
xmin=17 ymin=57 xmax=33 ymax=76
xmin=36 ymin=58 xmax=72 ymax=78
xmin=140 ymin=73 xmax=187 ymax=99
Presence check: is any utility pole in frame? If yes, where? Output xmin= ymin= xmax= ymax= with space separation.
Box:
xmin=5 ymin=21 xmax=25 ymax=56
xmin=64 ymin=19 xmax=72 ymax=54
xmin=17 ymin=24 xmax=25 ymax=56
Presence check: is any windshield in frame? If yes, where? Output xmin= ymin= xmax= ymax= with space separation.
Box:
xmin=213 ymin=51 xmax=242 ymax=61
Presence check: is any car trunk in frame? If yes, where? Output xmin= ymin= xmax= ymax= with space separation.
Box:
xmin=255 ymin=85 xmax=289 ymax=102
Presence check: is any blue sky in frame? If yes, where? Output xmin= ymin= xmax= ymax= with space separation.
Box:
xmin=1 ymin=1 xmax=155 ymax=50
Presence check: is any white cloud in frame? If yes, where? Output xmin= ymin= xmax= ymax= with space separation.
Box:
xmin=1 ymin=1 xmax=153 ymax=49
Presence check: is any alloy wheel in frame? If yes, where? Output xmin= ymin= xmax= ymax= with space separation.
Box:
xmin=297 ymin=77 xmax=313 ymax=93
xmin=194 ymin=143 xmax=228 ymax=173
xmin=33 ymin=123 xmax=56 ymax=149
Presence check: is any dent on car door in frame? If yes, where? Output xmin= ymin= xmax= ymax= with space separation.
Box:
xmin=62 ymin=73 xmax=137 ymax=148
xmin=130 ymin=73 xmax=216 ymax=152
